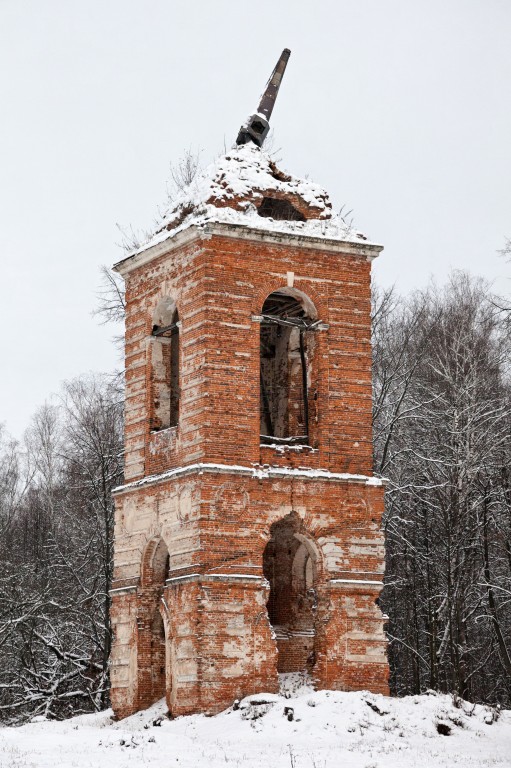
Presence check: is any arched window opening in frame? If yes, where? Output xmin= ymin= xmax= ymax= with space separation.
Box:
xmin=262 ymin=514 xmax=318 ymax=673
xmin=151 ymin=300 xmax=180 ymax=431
xmin=260 ymin=289 xmax=319 ymax=446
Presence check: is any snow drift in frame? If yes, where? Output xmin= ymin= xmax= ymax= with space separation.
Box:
xmin=1 ymin=675 xmax=510 ymax=767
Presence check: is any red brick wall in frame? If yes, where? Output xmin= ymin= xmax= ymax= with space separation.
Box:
xmin=111 ymin=468 xmax=388 ymax=716
xmin=121 ymin=230 xmax=374 ymax=483
xmin=110 ymin=224 xmax=388 ymax=719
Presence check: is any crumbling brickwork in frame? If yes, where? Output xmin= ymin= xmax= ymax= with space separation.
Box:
xmin=109 ymin=156 xmax=389 ymax=719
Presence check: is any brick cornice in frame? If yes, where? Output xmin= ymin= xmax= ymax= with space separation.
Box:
xmin=113 ymin=461 xmax=385 ymax=496
xmin=113 ymin=221 xmax=383 ymax=277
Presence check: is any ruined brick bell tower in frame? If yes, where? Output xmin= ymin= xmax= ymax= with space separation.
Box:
xmin=110 ymin=50 xmax=389 ymax=719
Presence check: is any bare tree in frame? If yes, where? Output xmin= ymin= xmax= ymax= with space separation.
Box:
xmin=378 ymin=273 xmax=511 ymax=705
xmin=93 ymin=265 xmax=125 ymax=326
xmin=0 ymin=375 xmax=123 ymax=723
xmin=168 ymin=147 xmax=202 ymax=197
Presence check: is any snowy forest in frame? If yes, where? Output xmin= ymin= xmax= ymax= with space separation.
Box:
xmin=0 ymin=270 xmax=509 ymax=724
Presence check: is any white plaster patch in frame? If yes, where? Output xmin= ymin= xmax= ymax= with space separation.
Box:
xmin=320 ymin=539 xmax=344 ymax=571
xmin=222 ymin=640 xmax=246 ymax=659
xmin=176 ymin=639 xmax=196 ymax=659
xmin=226 ymin=616 xmax=245 ymax=631
xmin=222 ymin=661 xmax=246 ymax=677
xmin=178 ymin=484 xmax=194 ymax=522
xmin=348 ymin=544 xmax=385 ymax=558
xmin=158 ymin=492 xmax=179 ymax=527
xmin=120 ymin=497 xmax=138 ymax=535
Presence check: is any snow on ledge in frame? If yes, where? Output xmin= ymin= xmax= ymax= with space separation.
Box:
xmin=113 ymin=462 xmax=385 ymax=494
xmin=330 ymin=578 xmax=384 ymax=589
xmin=164 ymin=572 xmax=264 ymax=587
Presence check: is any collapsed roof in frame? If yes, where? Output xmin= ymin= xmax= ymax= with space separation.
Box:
xmin=131 ymin=143 xmax=372 ymax=257
xmin=122 ymin=49 xmax=377 ymax=261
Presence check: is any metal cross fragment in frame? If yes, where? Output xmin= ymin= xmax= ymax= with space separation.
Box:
xmin=236 ymin=48 xmax=291 ymax=148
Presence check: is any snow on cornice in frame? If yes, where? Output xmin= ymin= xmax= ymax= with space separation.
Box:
xmin=129 ymin=144 xmax=376 ymax=258
xmin=113 ymin=462 xmax=385 ymax=495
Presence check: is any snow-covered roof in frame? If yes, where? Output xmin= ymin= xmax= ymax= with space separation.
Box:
xmin=128 ymin=143 xmax=376 ymax=258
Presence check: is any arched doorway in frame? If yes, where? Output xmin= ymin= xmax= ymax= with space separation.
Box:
xmin=263 ymin=513 xmax=318 ymax=673
xmin=139 ymin=537 xmax=170 ymax=706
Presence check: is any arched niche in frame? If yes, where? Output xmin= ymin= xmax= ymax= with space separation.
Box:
xmin=150 ymin=297 xmax=180 ymax=431
xmin=259 ymin=288 xmax=319 ymax=446
xmin=141 ymin=536 xmax=170 ymax=589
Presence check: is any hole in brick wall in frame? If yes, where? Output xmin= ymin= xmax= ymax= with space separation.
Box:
xmin=151 ymin=298 xmax=180 ymax=431
xmin=263 ymin=512 xmax=318 ymax=673
xmin=260 ymin=289 xmax=318 ymax=446
xmin=257 ymin=197 xmax=306 ymax=221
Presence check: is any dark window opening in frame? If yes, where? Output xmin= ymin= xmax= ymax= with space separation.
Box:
xmin=259 ymin=290 xmax=318 ymax=446
xmin=151 ymin=308 xmax=180 ymax=431
xmin=257 ymin=197 xmax=306 ymax=222
xmin=251 ymin=120 xmax=265 ymax=135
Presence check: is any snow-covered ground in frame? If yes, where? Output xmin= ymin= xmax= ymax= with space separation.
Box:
xmin=1 ymin=675 xmax=510 ymax=768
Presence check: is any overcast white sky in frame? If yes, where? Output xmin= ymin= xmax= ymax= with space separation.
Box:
xmin=1 ymin=0 xmax=510 ymax=439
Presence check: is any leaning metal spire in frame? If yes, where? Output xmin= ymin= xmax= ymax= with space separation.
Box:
xmin=236 ymin=48 xmax=291 ymax=148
